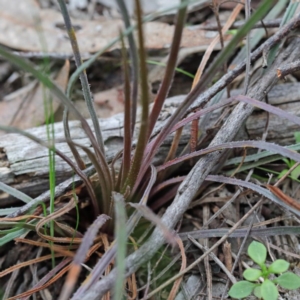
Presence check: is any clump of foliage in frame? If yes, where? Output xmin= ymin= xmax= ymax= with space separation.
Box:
xmin=229 ymin=241 xmax=300 ymax=300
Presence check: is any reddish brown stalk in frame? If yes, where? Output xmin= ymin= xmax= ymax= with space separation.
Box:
xmin=121 ymin=0 xmax=150 ymax=193
xmin=265 ymin=184 xmax=300 ymax=211
xmin=0 ymin=254 xmax=67 ymax=278
xmin=157 ymin=127 xmax=183 ymax=182
xmin=147 ymin=1 xmax=187 ymax=137
xmin=120 ymin=33 xmax=132 ymax=188
xmin=190 ymin=118 xmax=199 ymax=153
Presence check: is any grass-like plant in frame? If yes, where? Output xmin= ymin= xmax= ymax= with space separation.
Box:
xmin=229 ymin=241 xmax=300 ymax=300
xmin=1 ymin=0 xmax=300 ymax=299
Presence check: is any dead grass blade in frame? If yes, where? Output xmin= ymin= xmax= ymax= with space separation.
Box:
xmin=15 ymin=238 xmax=78 ymax=250
xmin=0 ymin=253 xmax=67 ymax=278
xmin=167 ymin=235 xmax=186 ymax=300
xmin=266 ymin=184 xmax=300 ymax=211
xmin=58 ymin=215 xmax=110 ymax=300
xmin=10 ymin=242 xmax=102 ymax=300
xmin=0 ymin=215 xmax=43 ymax=222
xmin=179 ymin=226 xmax=300 ymax=240
xmin=8 ymin=263 xmax=72 ymax=300
xmin=36 ymin=197 xmax=79 ymax=243
xmin=19 ymin=258 xmax=73 ymax=300
xmin=193 ymin=2 xmax=243 ymax=84
xmin=170 ymin=92 xmax=300 ymax=135
xmin=188 ymin=0 xmax=243 ymax=152
xmin=126 ymin=274 xmax=138 ymax=300
xmin=206 ymin=175 xmax=300 ymax=218
xmin=157 ymin=140 xmax=300 ymax=172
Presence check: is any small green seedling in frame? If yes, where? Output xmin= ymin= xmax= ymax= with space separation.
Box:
xmin=278 ymin=132 xmax=300 ymax=181
xmin=228 ymin=241 xmax=300 ymax=300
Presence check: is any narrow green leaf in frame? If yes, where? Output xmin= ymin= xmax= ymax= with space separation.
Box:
xmin=0 ymin=207 xmax=20 ymax=216
xmin=277 ymin=272 xmax=300 ymax=290
xmin=0 ymin=228 xmax=29 ymax=246
xmin=268 ymin=259 xmax=290 ymax=274
xmin=282 ymin=158 xmax=291 ymax=166
xmin=278 ymin=169 xmax=289 ymax=179
xmin=58 ymin=0 xmax=105 ymax=154
xmin=261 ymin=279 xmax=278 ymax=300
xmin=0 ymin=182 xmax=33 ymax=204
xmin=225 ymin=143 xmax=300 ymax=167
xmin=295 ymin=132 xmax=300 ymax=144
xmin=248 ymin=241 xmax=267 ymax=266
xmin=291 ymin=165 xmax=300 ymax=180
xmin=243 ymin=268 xmax=262 ymax=281
xmin=228 ymin=281 xmax=256 ymax=299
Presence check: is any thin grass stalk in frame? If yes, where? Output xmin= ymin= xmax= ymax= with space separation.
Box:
xmin=136 ymin=0 xmax=274 ymax=190
xmin=120 ymin=34 xmax=132 ymax=189
xmin=116 ymin=0 xmax=138 ymax=137
xmin=70 ymin=141 xmax=112 ymax=217
xmin=188 ymin=1 xmax=241 ymax=156
xmin=111 ymin=150 xmax=124 ymax=190
xmin=156 ymin=141 xmax=300 ymax=172
xmin=148 ymin=0 xmax=187 ymax=138
xmin=121 ymin=0 xmax=150 ymax=193
xmin=39 ymin=46 xmax=56 ymax=267
xmin=57 ymin=0 xmax=105 ymax=154
xmin=157 ymin=127 xmax=183 ymax=182
xmin=43 ymin=89 xmax=56 ymax=268
xmin=64 ymin=61 xmax=86 ymax=171
xmin=63 ymin=109 xmax=86 ymax=170
xmin=58 ymin=215 xmax=110 ymax=300
xmin=244 ymin=0 xmax=251 ymax=94
xmin=113 ymin=193 xmax=127 ymax=300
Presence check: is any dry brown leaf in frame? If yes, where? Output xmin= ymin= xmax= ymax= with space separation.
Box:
xmin=93 ymin=86 xmax=125 ymax=118
xmin=0 ymin=60 xmax=69 ymax=130
xmin=0 ymin=0 xmax=230 ymax=54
